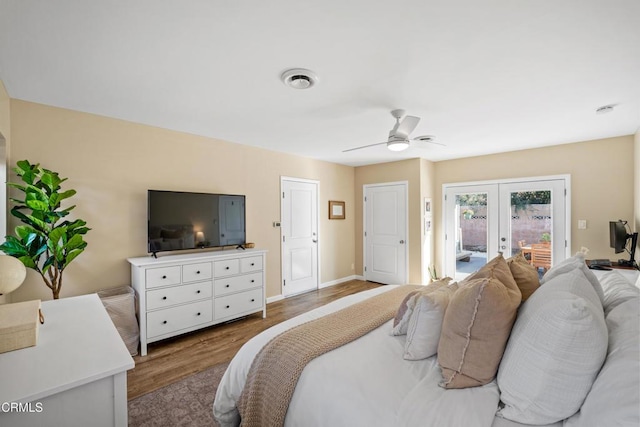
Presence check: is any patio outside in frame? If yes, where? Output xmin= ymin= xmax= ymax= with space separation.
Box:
xmin=455 ymin=191 xmax=552 ymax=279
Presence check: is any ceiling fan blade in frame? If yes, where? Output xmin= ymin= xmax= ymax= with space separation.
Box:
xmin=342 ymin=141 xmax=388 ymax=152
xmin=413 ymin=140 xmax=446 ymax=147
xmin=394 ymin=115 xmax=420 ymax=138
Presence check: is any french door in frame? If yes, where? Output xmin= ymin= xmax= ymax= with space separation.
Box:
xmin=444 ymin=177 xmax=569 ymax=280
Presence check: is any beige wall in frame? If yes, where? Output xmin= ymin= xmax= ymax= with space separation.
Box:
xmin=354 ymin=158 xmax=431 ymax=284
xmin=8 ymin=99 xmax=356 ymax=302
xmin=420 ymin=159 xmax=437 ymax=282
xmin=3 ymin=93 xmax=637 ymax=302
xmin=434 ymin=135 xmax=635 ymax=270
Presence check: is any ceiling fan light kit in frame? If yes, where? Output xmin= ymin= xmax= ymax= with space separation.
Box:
xmin=387 ymin=140 xmax=410 ymax=151
xmin=281 ymin=68 xmax=318 ymax=89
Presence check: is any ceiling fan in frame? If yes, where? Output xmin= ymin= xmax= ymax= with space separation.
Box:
xmin=343 ymin=109 xmax=442 ymax=153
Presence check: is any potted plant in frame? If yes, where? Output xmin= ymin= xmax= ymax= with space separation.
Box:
xmin=0 ymin=160 xmax=90 ymax=299
xmin=428 ymin=265 xmax=439 ymax=282
xmin=540 ymin=232 xmax=551 ymax=245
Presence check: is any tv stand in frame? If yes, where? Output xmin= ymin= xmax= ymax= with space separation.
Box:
xmin=128 ymin=249 xmax=267 ymax=356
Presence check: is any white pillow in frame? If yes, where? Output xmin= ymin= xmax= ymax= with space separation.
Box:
xmin=564 ymin=296 xmax=640 ymax=427
xmin=540 ymin=253 xmax=605 ymax=305
xmin=390 ymin=278 xmax=451 ymax=336
xmin=497 ymin=268 xmax=608 ymax=425
xmin=599 ymin=270 xmax=640 ymax=314
xmin=403 ymin=284 xmax=456 ymax=360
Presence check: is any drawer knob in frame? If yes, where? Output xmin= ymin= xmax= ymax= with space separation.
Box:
xmin=225 ymin=284 xmax=230 ymax=288
xmin=251 ymin=279 xmax=255 ymax=283
xmin=162 ymin=275 xmax=167 ymax=279
xmin=162 ymin=296 xmax=167 ymax=300
xmin=251 ymin=263 xmax=255 ymax=266
xmin=251 ymin=299 xmax=255 ymax=302
xmin=162 ymin=320 xmax=167 ymax=324
xmin=226 ymin=305 xmax=230 ymax=309
xmin=197 ymin=312 xmax=201 ymax=316
xmin=197 ymin=290 xmax=201 ymax=294
xmin=196 ymin=270 xmax=200 ymax=274
xmin=225 ymin=266 xmax=230 ymax=270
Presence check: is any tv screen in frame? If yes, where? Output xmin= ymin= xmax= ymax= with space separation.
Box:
xmin=148 ymin=190 xmax=246 ymax=254
xmin=609 ymin=220 xmax=628 ymax=254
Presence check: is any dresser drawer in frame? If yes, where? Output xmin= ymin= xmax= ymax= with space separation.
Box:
xmin=183 ymin=262 xmax=213 ymax=283
xmin=214 ymin=273 xmax=262 ymax=297
xmin=146 ymin=281 xmax=213 ymax=310
xmin=146 ymin=300 xmax=213 ymax=339
xmin=215 ymin=288 xmax=263 ymax=321
xmin=240 ymin=256 xmax=263 ymax=273
xmin=214 ymin=259 xmax=240 ymax=277
xmin=146 ymin=266 xmax=181 ymax=289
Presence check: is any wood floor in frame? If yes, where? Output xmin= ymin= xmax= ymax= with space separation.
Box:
xmin=127 ymin=279 xmax=381 ymax=399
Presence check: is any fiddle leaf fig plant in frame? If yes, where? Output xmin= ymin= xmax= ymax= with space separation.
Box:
xmin=0 ymin=160 xmax=90 ymax=299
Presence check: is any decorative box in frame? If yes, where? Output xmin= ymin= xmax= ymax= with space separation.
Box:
xmin=0 ymin=300 xmax=41 ymax=354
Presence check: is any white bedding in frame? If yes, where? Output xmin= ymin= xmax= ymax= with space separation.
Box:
xmin=213 ymin=286 xmax=500 ymax=427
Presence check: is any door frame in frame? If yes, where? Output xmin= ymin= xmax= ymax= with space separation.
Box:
xmin=363 ymin=181 xmax=409 ymax=284
xmin=280 ymin=176 xmax=320 ymax=297
xmin=442 ymin=174 xmax=571 ymax=277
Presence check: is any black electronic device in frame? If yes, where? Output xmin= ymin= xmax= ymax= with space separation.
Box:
xmin=609 ymin=220 xmax=638 ymax=269
xmin=589 ymin=264 xmax=612 ymax=271
xmin=148 ymin=190 xmax=246 ymax=255
xmin=589 ymin=259 xmax=612 ymax=267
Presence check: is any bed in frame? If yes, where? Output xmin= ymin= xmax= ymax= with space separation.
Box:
xmin=213 ymin=254 xmax=640 ymax=427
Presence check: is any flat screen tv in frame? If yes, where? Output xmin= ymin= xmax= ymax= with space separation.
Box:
xmin=609 ymin=220 xmax=638 ymax=268
xmin=148 ymin=190 xmax=246 ymax=255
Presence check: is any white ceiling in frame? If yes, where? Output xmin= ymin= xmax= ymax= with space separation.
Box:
xmin=1 ymin=0 xmax=638 ymax=167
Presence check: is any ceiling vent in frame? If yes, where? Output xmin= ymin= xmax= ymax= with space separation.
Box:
xmin=595 ymin=105 xmax=615 ymax=114
xmin=281 ymin=68 xmax=318 ymax=89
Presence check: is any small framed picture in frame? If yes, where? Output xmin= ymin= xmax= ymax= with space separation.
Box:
xmin=329 ymin=200 xmax=345 ymax=219
xmin=424 ymin=198 xmax=432 ymax=214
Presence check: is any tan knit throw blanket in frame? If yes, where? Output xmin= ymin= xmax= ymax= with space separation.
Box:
xmin=237 ymin=285 xmax=420 ymax=427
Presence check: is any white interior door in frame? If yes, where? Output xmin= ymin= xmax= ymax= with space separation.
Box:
xmin=444 ymin=176 xmax=569 ymax=280
xmin=281 ymin=178 xmax=319 ymax=297
xmin=364 ymin=182 xmax=407 ymax=285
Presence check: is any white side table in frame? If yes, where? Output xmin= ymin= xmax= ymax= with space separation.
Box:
xmin=0 ymin=294 xmax=135 ymax=427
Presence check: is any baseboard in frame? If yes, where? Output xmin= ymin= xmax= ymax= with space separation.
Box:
xmin=266 ymin=294 xmax=284 ymax=304
xmin=319 ymin=275 xmax=358 ymax=289
xmin=266 ymin=275 xmax=365 ymax=305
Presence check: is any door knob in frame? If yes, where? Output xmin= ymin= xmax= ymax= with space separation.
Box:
xmin=312 ymin=239 xmax=318 ymax=243
xmin=399 ymin=240 xmax=405 ymax=244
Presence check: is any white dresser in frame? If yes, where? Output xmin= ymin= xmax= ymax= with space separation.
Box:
xmin=128 ymin=249 xmax=267 ymax=356
xmin=0 ymin=294 xmax=134 ymax=427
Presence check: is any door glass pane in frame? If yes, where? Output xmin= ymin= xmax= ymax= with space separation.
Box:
xmin=455 ymin=193 xmax=488 ymax=280
xmin=509 ymin=191 xmax=552 ymax=275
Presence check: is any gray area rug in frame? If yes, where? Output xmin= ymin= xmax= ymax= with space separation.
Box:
xmin=129 ymin=362 xmax=230 ymax=427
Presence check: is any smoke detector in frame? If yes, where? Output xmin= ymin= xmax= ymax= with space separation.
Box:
xmin=281 ymin=68 xmax=318 ymax=89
